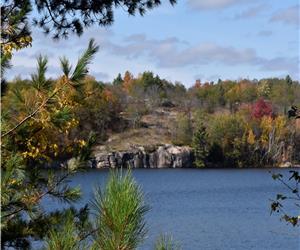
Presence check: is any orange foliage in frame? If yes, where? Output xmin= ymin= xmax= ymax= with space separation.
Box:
xmin=122 ymin=71 xmax=134 ymax=93
xmin=102 ymin=88 xmax=117 ymax=103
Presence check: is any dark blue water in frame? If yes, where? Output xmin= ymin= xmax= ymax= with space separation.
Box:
xmin=44 ymin=168 xmax=300 ymax=250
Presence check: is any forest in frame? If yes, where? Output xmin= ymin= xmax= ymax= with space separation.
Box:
xmin=2 ymin=47 xmax=300 ymax=248
xmin=3 ymin=61 xmax=300 ymax=169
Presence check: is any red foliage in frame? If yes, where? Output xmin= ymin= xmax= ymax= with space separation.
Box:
xmin=251 ymin=98 xmax=273 ymax=119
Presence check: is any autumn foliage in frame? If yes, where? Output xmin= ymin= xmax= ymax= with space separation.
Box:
xmin=251 ymin=98 xmax=273 ymax=119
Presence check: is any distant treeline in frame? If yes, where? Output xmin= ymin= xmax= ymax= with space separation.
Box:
xmin=3 ymin=70 xmax=300 ymax=167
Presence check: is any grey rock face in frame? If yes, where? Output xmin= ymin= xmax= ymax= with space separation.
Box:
xmin=92 ymin=144 xmax=194 ymax=169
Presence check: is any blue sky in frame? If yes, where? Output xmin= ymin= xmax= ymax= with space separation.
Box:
xmin=9 ymin=0 xmax=300 ymax=87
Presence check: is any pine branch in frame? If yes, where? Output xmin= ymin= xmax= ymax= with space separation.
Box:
xmin=70 ymin=39 xmax=99 ymax=84
xmin=1 ymin=87 xmax=60 ymax=138
xmin=60 ymin=56 xmax=72 ymax=78
xmin=31 ymin=55 xmax=50 ymax=91
xmin=1 ymin=39 xmax=99 ymax=138
xmin=2 ymin=171 xmax=70 ymax=220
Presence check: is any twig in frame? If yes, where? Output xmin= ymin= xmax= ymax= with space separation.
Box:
xmin=2 ymin=172 xmax=70 ymax=220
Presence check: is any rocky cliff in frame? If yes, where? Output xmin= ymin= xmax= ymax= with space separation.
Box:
xmin=89 ymin=144 xmax=194 ymax=169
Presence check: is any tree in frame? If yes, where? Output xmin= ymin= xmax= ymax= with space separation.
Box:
xmin=1 ymin=0 xmax=32 ymax=93
xmin=270 ymin=112 xmax=300 ymax=227
xmin=239 ymin=80 xmax=257 ymax=103
xmin=1 ymin=1 xmax=180 ymax=248
xmin=270 ymin=78 xmax=295 ymax=114
xmin=206 ymin=113 xmax=247 ymax=167
xmin=74 ymin=77 xmax=122 ymax=141
xmin=257 ymin=80 xmax=271 ymax=98
xmin=1 ymin=1 xmax=32 ymax=59
xmin=43 ymin=170 xmax=151 ymax=250
xmin=112 ymin=73 xmax=123 ymax=85
xmin=1 ymin=39 xmax=99 ymax=249
xmin=285 ymin=75 xmax=292 ymax=86
xmin=91 ymin=170 xmax=149 ymax=250
xmin=270 ymin=171 xmax=300 ymax=226
xmin=258 ymin=115 xmax=290 ymax=166
xmin=224 ymin=82 xmax=241 ymax=112
xmin=1 ymin=0 xmax=176 ymax=43
xmin=139 ymin=71 xmax=162 ymax=90
xmin=172 ymin=113 xmax=193 ymax=146
xmin=251 ymin=98 xmax=273 ymax=119
xmin=192 ymin=123 xmax=208 ymax=168
xmin=123 ymin=70 xmax=134 ymax=93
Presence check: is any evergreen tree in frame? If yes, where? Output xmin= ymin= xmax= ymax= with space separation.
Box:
xmin=91 ymin=170 xmax=149 ymax=250
xmin=112 ymin=73 xmax=123 ymax=85
xmin=192 ymin=124 xmax=208 ymax=168
xmin=44 ymin=170 xmax=150 ymax=250
xmin=285 ymin=75 xmax=292 ymax=86
xmin=1 ymin=0 xmax=176 ymax=43
xmin=1 ymin=39 xmax=99 ymax=249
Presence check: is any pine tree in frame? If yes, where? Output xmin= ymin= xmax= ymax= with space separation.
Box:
xmin=192 ymin=124 xmax=209 ymax=168
xmin=112 ymin=73 xmax=123 ymax=85
xmin=1 ymin=39 xmax=99 ymax=249
xmin=91 ymin=170 xmax=149 ymax=250
xmin=285 ymin=75 xmax=292 ymax=86
xmin=1 ymin=1 xmax=176 ymax=42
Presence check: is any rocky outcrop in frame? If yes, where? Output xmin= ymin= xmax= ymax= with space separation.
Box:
xmin=90 ymin=144 xmax=194 ymax=169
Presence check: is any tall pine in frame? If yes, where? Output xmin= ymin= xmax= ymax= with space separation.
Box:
xmin=192 ymin=124 xmax=208 ymax=168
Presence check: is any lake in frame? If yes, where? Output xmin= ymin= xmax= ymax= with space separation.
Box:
xmin=44 ymin=168 xmax=299 ymax=250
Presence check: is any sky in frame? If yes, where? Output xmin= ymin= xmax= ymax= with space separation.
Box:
xmin=8 ymin=0 xmax=300 ymax=87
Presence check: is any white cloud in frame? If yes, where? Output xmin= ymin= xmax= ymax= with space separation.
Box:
xmin=7 ymin=29 xmax=299 ymax=82
xmin=270 ymin=5 xmax=299 ymax=27
xmin=7 ymin=64 xmax=61 ymax=80
xmin=187 ymin=0 xmax=248 ymax=10
xmin=259 ymin=56 xmax=299 ymax=73
xmin=33 ymin=28 xmax=114 ymax=51
xmin=99 ymin=33 xmax=298 ymax=78
xmin=90 ymin=71 xmax=110 ymax=81
xmin=104 ymin=34 xmax=259 ymax=67
xmin=257 ymin=30 xmax=273 ymax=37
xmin=234 ymin=4 xmax=268 ymax=19
xmin=187 ymin=0 xmax=261 ymax=11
